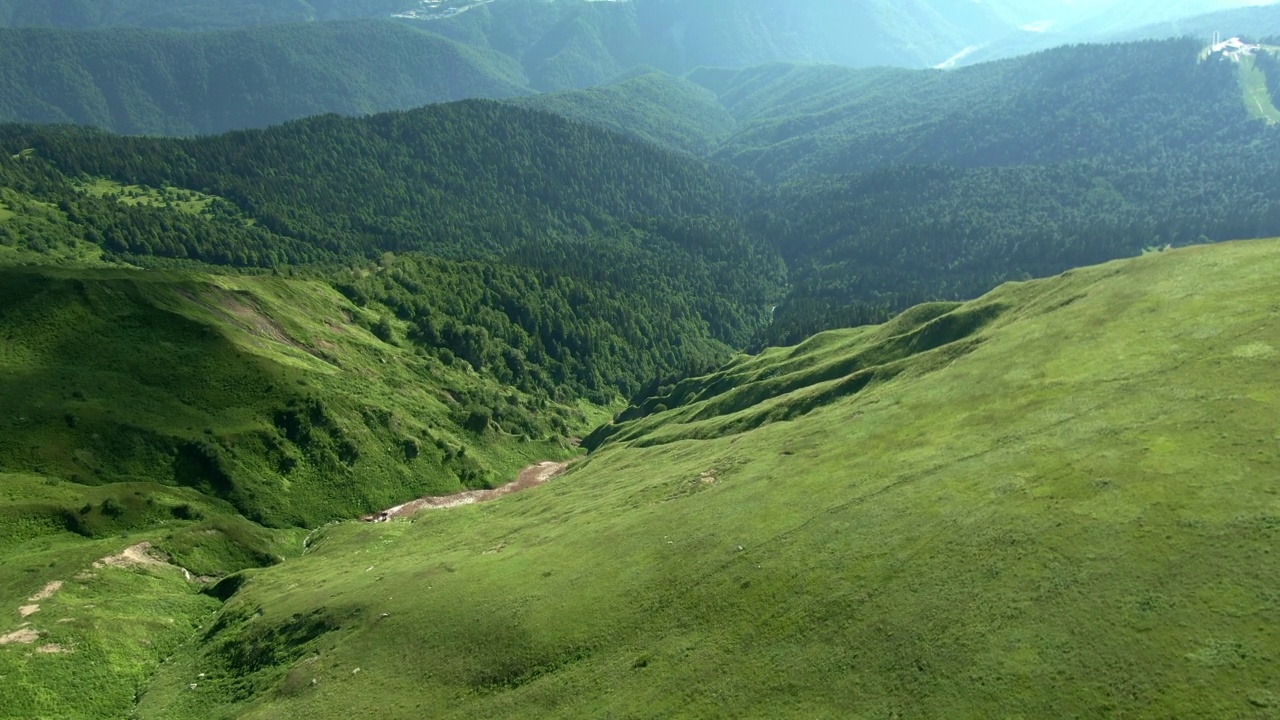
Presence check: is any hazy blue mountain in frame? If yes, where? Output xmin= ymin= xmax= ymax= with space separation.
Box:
xmin=512 ymin=67 xmax=735 ymax=155
xmin=710 ymin=38 xmax=1248 ymax=181
xmin=418 ymin=0 xmax=1014 ymax=86
xmin=1118 ymin=2 xmax=1280 ymax=41
xmin=952 ymin=0 xmax=1280 ymax=66
xmin=0 ymin=21 xmax=530 ymax=135
xmin=0 ymin=0 xmax=417 ymax=30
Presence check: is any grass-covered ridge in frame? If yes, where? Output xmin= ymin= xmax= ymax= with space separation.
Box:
xmin=0 ymin=265 xmax=583 ymax=528
xmin=126 ymin=238 xmax=1280 ymax=718
xmin=0 ymin=108 xmax=782 ymax=400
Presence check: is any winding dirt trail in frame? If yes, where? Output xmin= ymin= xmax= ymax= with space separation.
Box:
xmin=363 ymin=461 xmax=570 ymax=522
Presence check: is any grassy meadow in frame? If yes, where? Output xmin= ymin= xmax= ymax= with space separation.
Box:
xmin=0 ymin=264 xmax=591 ymax=719
xmin=77 ymin=179 xmax=220 ymax=216
xmin=112 ymin=238 xmax=1280 ymax=718
xmin=1238 ymin=53 xmax=1280 ymax=124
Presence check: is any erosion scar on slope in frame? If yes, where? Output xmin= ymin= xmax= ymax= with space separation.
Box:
xmin=364 ymin=461 xmax=570 ymax=522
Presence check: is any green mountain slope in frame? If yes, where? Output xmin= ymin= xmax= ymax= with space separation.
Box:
xmin=0 ymin=263 xmax=598 ymax=719
xmin=0 ymin=21 xmax=530 ymax=136
xmin=0 ymin=102 xmax=785 ymax=398
xmin=422 ymin=0 xmax=1012 ymax=87
xmin=98 ymin=237 xmax=1280 ymax=719
xmin=714 ymin=40 xmax=1280 ymax=342
xmin=512 ymin=68 xmax=735 ymax=155
xmin=0 ymin=0 xmax=416 ymax=30
xmin=0 ymin=267 xmax=585 ymax=528
xmin=716 ymin=39 xmax=1243 ymax=181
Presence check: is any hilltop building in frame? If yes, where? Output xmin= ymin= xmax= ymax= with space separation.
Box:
xmin=1210 ymin=33 xmax=1261 ymax=61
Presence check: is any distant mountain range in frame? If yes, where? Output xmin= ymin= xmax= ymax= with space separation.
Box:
xmin=0 ymin=21 xmax=528 ymax=135
xmin=1 ymin=0 xmax=1278 ymax=136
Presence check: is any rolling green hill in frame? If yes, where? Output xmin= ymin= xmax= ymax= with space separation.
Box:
xmin=0 ymin=21 xmax=530 ymax=136
xmin=0 ymin=101 xmax=785 ymax=399
xmin=0 ymin=263 xmax=596 ymax=718
xmin=9 ymin=36 xmax=1280 ymax=360
xmin=0 ymin=267 xmax=591 ymax=528
xmin=35 ymin=236 xmax=1267 ymax=719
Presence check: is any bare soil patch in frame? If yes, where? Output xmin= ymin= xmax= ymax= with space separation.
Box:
xmin=0 ymin=628 xmax=38 ymax=645
xmin=37 ymin=644 xmax=69 ymax=654
xmin=365 ymin=461 xmax=570 ymax=522
xmin=92 ymin=542 xmax=211 ymax=583
xmin=18 ymin=605 xmax=39 ymax=618
xmin=177 ymin=286 xmax=323 ymax=359
xmin=28 ymin=581 xmax=62 ymax=602
xmin=94 ymin=542 xmax=168 ymax=570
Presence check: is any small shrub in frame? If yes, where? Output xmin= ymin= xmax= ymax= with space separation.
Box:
xmin=171 ymin=504 xmax=204 ymax=521
xmin=100 ymin=497 xmax=125 ymax=518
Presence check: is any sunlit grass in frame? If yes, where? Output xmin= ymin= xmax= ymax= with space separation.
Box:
xmin=131 ymin=238 xmax=1280 ymax=719
xmin=77 ymin=178 xmax=218 ymax=215
xmin=1238 ymin=54 xmax=1280 ymax=124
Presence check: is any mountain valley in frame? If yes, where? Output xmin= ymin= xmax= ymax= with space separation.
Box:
xmin=2 ymin=1 xmax=1280 ymax=718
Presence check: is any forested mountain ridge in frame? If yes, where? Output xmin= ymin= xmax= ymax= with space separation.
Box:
xmin=1123 ymin=3 xmax=1280 ymax=42
xmin=420 ymin=0 xmax=1011 ymax=86
xmin=512 ymin=68 xmax=735 ymax=156
xmin=4 ymin=1 xmax=1278 ymax=137
xmin=712 ymin=38 xmax=1242 ymax=181
xmin=943 ymin=0 xmax=1280 ymax=65
xmin=0 ymin=0 xmax=1010 ymax=66
xmin=0 ymin=100 xmax=784 ymax=399
xmin=0 ymin=0 xmax=1012 ymax=136
xmin=7 ymin=36 xmax=1280 ymax=353
xmin=729 ymin=41 xmax=1280 ymax=342
xmin=0 ymin=0 xmax=418 ymax=30
xmin=484 ymin=38 xmax=1280 ymax=343
xmin=0 ymin=21 xmax=530 ymax=136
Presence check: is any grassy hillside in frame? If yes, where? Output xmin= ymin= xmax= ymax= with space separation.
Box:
xmin=1239 ymin=51 xmax=1280 ymax=124
xmin=0 ymin=261 xmax=601 ymax=719
xmin=0 ymin=21 xmax=530 ymax=136
xmin=96 ymin=237 xmax=1280 ymax=718
xmin=0 ymin=103 xmax=784 ymax=398
xmin=0 ymin=267 xmax=583 ymax=528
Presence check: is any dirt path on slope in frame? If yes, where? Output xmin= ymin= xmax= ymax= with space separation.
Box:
xmin=363 ymin=461 xmax=570 ymax=522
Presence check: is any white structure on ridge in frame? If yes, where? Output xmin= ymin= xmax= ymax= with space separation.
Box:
xmin=1211 ymin=34 xmax=1261 ymax=62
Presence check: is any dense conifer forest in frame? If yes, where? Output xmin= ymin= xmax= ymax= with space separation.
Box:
xmin=0 ymin=101 xmax=785 ymax=401
xmin=4 ymin=29 xmax=1280 ymax=368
